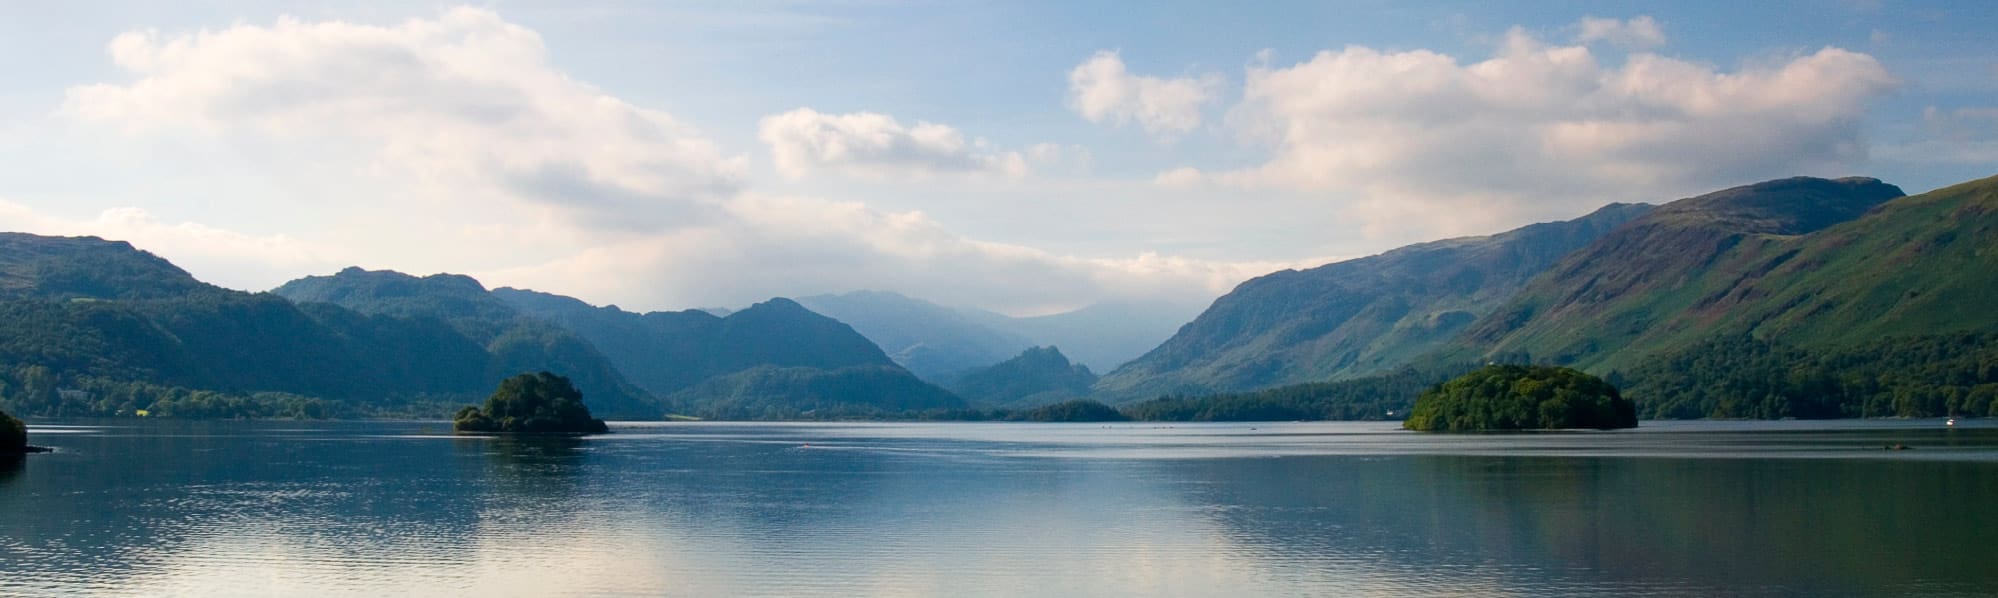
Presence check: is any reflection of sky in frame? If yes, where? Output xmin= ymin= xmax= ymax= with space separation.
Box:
xmin=3 ymin=420 xmax=1996 ymax=596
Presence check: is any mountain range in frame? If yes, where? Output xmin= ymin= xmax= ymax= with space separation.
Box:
xmin=0 ymin=240 xmax=960 ymax=419
xmin=1106 ymin=174 xmax=1998 ymax=420
xmin=1 ymin=172 xmax=1992 ymax=421
xmin=795 ymin=291 xmax=1199 ymax=379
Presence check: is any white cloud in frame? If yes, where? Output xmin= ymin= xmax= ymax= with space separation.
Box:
xmin=758 ymin=108 xmax=1032 ymax=179
xmin=0 ymin=200 xmax=346 ymax=290
xmin=1576 ymin=16 xmax=1667 ymax=50
xmin=47 ymin=8 xmax=1272 ymax=313
xmin=1876 ymin=106 xmax=1998 ymax=164
xmin=1067 ymin=50 xmax=1221 ymax=139
xmin=1152 ymin=167 xmax=1206 ymax=188
xmin=63 ymin=7 xmax=748 ymax=232
xmin=1182 ymin=29 xmax=1897 ymax=237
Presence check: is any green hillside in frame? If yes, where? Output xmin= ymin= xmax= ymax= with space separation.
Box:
xmin=0 ymin=235 xmax=642 ymax=418
xmin=1095 ymin=202 xmax=1652 ymax=400
xmin=271 ymin=268 xmax=655 ymax=417
xmin=1457 ymin=176 xmax=1908 ymax=371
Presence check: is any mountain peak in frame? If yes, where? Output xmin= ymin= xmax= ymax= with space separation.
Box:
xmin=946 ymin=345 xmax=1097 ymax=408
xmin=0 ymin=231 xmax=209 ymax=300
xmin=1655 ymin=176 xmax=1904 ymax=235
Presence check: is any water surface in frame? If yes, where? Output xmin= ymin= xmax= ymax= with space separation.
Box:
xmin=2 ymin=419 xmax=1994 ymax=597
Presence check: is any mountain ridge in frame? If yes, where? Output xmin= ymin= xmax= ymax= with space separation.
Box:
xmin=1094 ymin=201 xmax=1654 ymax=400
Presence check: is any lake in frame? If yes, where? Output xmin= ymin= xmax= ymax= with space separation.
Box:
xmin=2 ymin=419 xmax=1995 ymax=597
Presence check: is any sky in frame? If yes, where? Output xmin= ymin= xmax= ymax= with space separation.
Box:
xmin=0 ymin=1 xmax=1993 ymax=315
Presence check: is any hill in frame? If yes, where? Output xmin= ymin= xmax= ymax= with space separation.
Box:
xmin=1095 ymin=202 xmax=1653 ymax=400
xmin=1456 ymin=176 xmax=1908 ymax=371
xmin=944 ymin=346 xmax=1097 ymax=408
xmin=667 ymin=365 xmax=965 ymax=419
xmin=277 ymin=269 xmax=950 ymax=418
xmin=0 ymin=234 xmax=657 ymax=418
xmin=494 ymin=288 xmax=910 ymax=396
xmin=1452 ymin=174 xmax=1998 ymax=419
xmin=271 ymin=268 xmax=654 ymax=416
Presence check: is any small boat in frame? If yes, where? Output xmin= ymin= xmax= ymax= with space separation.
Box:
xmin=1946 ymin=417 xmax=1957 ymax=427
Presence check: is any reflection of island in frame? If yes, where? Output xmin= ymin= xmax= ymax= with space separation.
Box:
xmin=0 ymin=455 xmax=22 ymax=485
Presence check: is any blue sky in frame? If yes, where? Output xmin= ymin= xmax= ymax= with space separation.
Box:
xmin=0 ymin=1 xmax=1993 ymax=314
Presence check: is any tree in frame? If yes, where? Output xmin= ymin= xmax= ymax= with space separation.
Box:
xmin=0 ymin=408 xmax=27 ymax=453
xmin=1404 ymin=365 xmax=1637 ymax=431
xmin=454 ymin=372 xmax=609 ymax=435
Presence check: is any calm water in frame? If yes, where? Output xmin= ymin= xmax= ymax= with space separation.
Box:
xmin=3 ymin=419 xmax=1996 ymax=597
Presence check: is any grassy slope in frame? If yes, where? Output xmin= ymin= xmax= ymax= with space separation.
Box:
xmin=1458 ymin=175 xmax=1996 ymax=373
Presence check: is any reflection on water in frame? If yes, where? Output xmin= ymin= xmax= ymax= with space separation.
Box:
xmin=0 ymin=419 xmax=1994 ymax=597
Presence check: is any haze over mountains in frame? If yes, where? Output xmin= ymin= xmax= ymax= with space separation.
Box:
xmin=795 ymin=291 xmax=1200 ymax=379
xmin=1 ymin=173 xmax=1994 ymax=421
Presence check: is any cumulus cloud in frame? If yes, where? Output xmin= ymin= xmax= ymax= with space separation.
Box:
xmin=1575 ymin=16 xmax=1667 ymax=50
xmin=758 ymin=108 xmax=1032 ymax=179
xmin=1067 ymin=50 xmax=1222 ymax=138
xmin=63 ymin=7 xmax=747 ymax=231
xmin=1182 ymin=29 xmax=1896 ymax=236
xmin=50 ymin=8 xmax=1273 ymax=312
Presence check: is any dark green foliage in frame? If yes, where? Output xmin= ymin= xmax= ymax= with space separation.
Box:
xmin=1122 ymin=365 xmax=1464 ymax=422
xmin=271 ymin=268 xmax=657 ymax=418
xmin=0 ymin=408 xmax=25 ymax=453
xmin=1011 ymin=399 xmax=1127 ymax=422
xmin=1620 ymin=333 xmax=1998 ymax=419
xmin=1403 ymin=365 xmax=1637 ymax=431
xmin=946 ymin=346 xmax=1097 ymax=407
xmin=1098 ymin=202 xmax=1651 ymax=399
xmin=453 ymin=372 xmax=608 ymax=434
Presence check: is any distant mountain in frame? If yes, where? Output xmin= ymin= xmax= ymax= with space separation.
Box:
xmin=945 ymin=346 xmax=1097 ymax=408
xmin=1094 ymin=202 xmax=1654 ymax=400
xmin=978 ymin=300 xmax=1207 ymax=374
xmin=797 ymin=291 xmax=1201 ymax=379
xmin=491 ymin=288 xmax=904 ymax=394
xmin=794 ymin=291 xmax=1033 ymax=380
xmin=1454 ymin=176 xmax=1909 ymax=371
xmin=277 ymin=269 xmax=951 ymax=418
